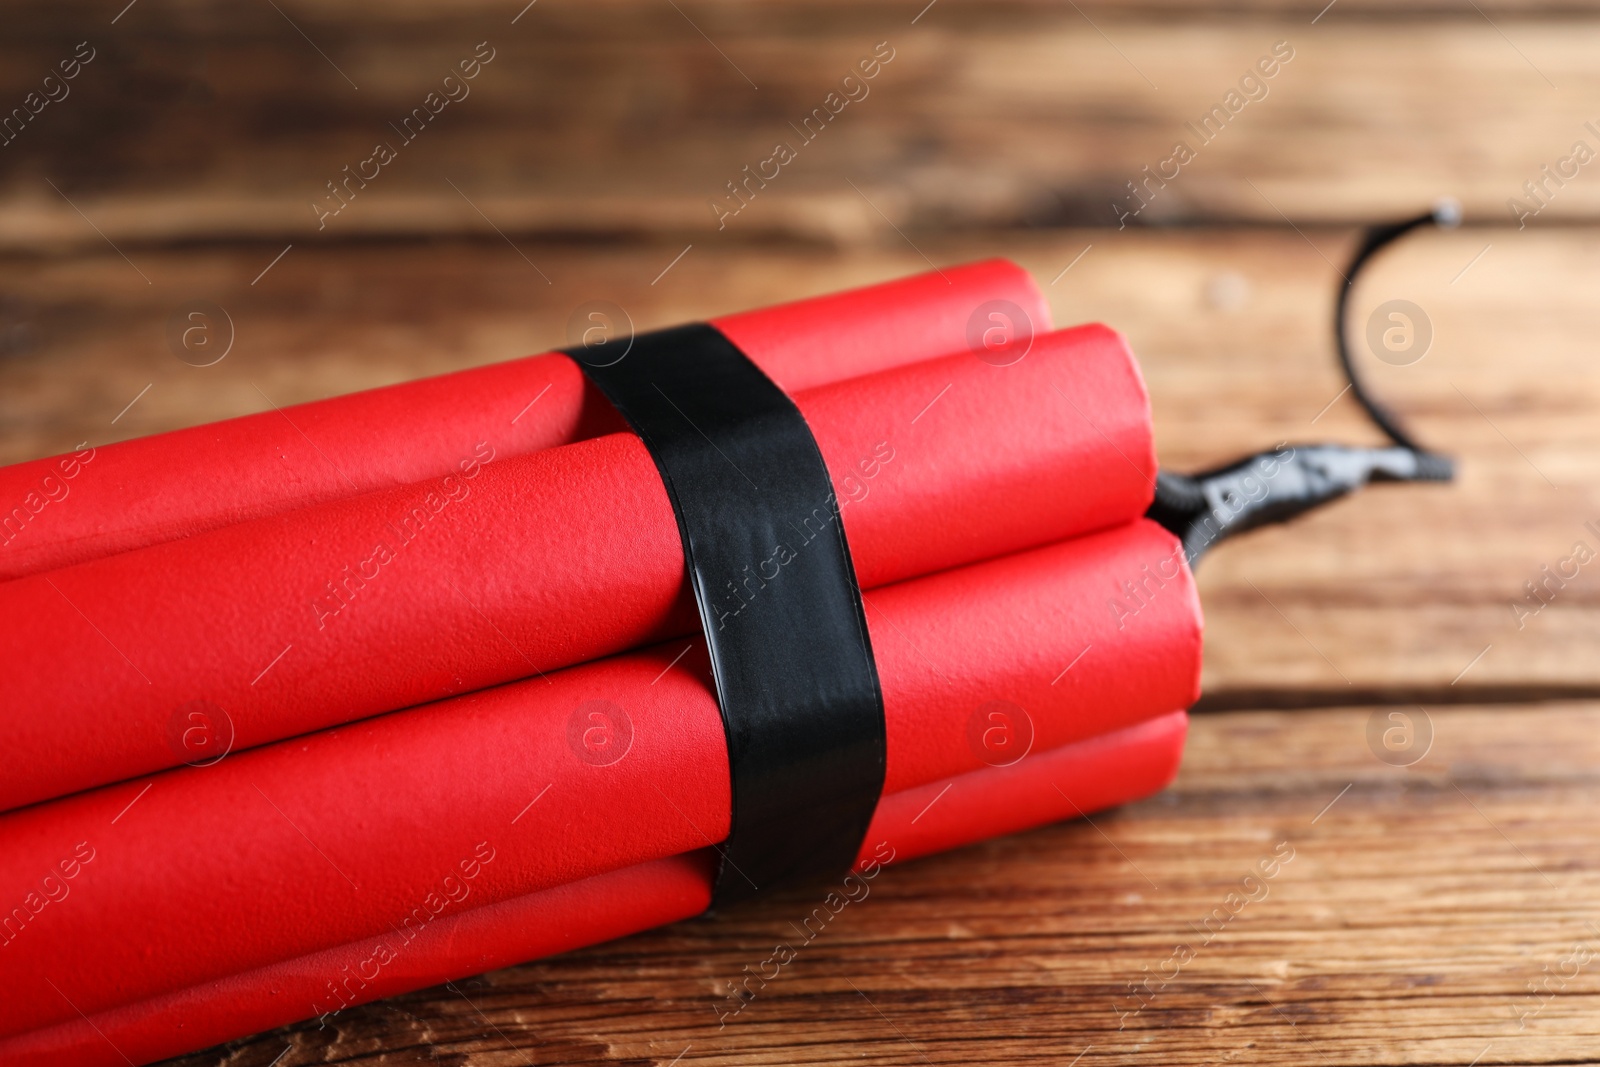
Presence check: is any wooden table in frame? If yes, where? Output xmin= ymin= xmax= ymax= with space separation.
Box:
xmin=4 ymin=1 xmax=1599 ymax=1063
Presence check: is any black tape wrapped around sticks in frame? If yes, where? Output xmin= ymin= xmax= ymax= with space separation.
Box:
xmin=564 ymin=323 xmax=887 ymax=907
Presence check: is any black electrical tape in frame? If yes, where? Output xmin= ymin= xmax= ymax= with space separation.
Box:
xmin=564 ymin=323 xmax=886 ymax=907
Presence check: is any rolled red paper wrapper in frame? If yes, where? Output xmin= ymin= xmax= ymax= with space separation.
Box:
xmin=0 ymin=323 xmax=1155 ymax=812
xmin=0 ymin=711 xmax=1188 ymax=1067
xmin=0 ymin=520 xmax=1201 ymax=1040
xmin=0 ymin=260 xmax=1047 ymax=581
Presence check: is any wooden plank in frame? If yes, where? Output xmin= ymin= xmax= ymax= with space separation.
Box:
xmin=4 ymin=6 xmax=1600 ymax=244
xmin=1 ymin=226 xmax=1592 ymax=697
xmin=156 ymin=703 xmax=1600 ymax=1066
xmin=1 ymin=8 xmax=1585 ymax=1066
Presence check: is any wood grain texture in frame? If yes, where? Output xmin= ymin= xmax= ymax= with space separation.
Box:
xmin=156 ymin=704 xmax=1600 ymax=1066
xmin=3 ymin=2 xmax=1600 ymax=245
xmin=1 ymin=2 xmax=1594 ymax=1063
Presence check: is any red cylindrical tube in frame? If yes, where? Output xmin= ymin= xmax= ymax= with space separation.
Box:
xmin=0 ymin=520 xmax=1201 ymax=1039
xmin=0 ymin=324 xmax=1154 ymax=812
xmin=0 ymin=261 xmax=1046 ymax=581
xmin=0 ymin=711 xmax=1187 ymax=1067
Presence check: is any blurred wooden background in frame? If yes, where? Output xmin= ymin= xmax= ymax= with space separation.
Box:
xmin=5 ymin=0 xmax=1600 ymax=1064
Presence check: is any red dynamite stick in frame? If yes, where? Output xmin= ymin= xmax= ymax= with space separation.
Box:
xmin=0 ymin=260 xmax=1047 ymax=581
xmin=0 ymin=520 xmax=1202 ymax=1039
xmin=0 ymin=324 xmax=1155 ymax=812
xmin=0 ymin=712 xmax=1187 ymax=1067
